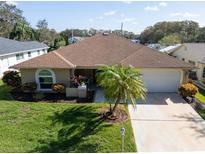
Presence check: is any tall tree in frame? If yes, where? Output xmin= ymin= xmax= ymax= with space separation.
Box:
xmin=159 ymin=34 xmax=181 ymax=45
xmin=140 ymin=20 xmax=200 ymax=44
xmin=0 ymin=1 xmax=25 ymax=37
xmin=97 ymin=65 xmax=147 ymax=115
xmin=35 ymin=19 xmax=59 ymax=47
xmin=197 ymin=27 xmax=205 ymax=42
xmin=9 ymin=20 xmax=35 ymax=40
xmin=36 ymin=19 xmax=48 ymax=29
xmin=35 ymin=19 xmax=66 ymax=50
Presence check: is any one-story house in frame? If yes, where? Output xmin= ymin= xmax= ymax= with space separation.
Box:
xmin=165 ymin=43 xmax=205 ymax=82
xmin=12 ymin=33 xmax=193 ymax=93
xmin=0 ymin=37 xmax=49 ymax=77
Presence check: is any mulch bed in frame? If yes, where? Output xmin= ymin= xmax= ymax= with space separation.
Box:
xmin=99 ymin=106 xmax=129 ymax=123
xmin=10 ymin=90 xmax=95 ymax=104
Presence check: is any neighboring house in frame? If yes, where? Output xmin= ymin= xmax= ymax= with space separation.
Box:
xmin=168 ymin=43 xmax=205 ymax=82
xmin=159 ymin=44 xmax=181 ymax=54
xmin=131 ymin=39 xmax=140 ymax=44
xmin=146 ymin=43 xmax=168 ymax=51
xmin=12 ymin=33 xmax=193 ymax=93
xmin=68 ymin=36 xmax=88 ymax=44
xmin=0 ymin=37 xmax=49 ymax=77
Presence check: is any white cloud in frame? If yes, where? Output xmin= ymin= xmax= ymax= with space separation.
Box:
xmin=132 ymin=22 xmax=138 ymax=25
xmin=6 ymin=1 xmax=17 ymax=6
xmin=121 ymin=1 xmax=133 ymax=4
xmin=96 ymin=16 xmax=104 ymax=20
xmin=104 ymin=10 xmax=118 ymax=16
xmin=120 ymin=13 xmax=125 ymax=17
xmin=170 ymin=12 xmax=200 ymax=18
xmin=144 ymin=6 xmax=159 ymax=11
xmin=159 ymin=2 xmax=167 ymax=7
xmin=88 ymin=18 xmax=93 ymax=22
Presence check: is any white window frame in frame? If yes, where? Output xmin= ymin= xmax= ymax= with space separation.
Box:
xmin=35 ymin=69 xmax=56 ymax=91
xmin=28 ymin=52 xmax=31 ymax=58
xmin=16 ymin=53 xmax=24 ymax=61
xmin=42 ymin=49 xmax=46 ymax=54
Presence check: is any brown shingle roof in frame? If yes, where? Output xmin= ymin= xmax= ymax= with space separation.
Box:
xmin=13 ymin=51 xmax=74 ymax=69
xmin=12 ymin=33 xmax=193 ymax=69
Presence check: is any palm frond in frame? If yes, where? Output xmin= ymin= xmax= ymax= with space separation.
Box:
xmin=97 ymin=64 xmax=147 ymax=108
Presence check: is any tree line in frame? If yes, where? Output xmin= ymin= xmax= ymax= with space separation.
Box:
xmin=1 ymin=1 xmax=204 ymax=49
xmin=139 ymin=20 xmax=205 ymax=45
xmin=0 ymin=2 xmax=137 ymax=51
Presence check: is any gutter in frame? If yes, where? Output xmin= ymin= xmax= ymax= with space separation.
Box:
xmin=0 ymin=47 xmax=49 ymax=57
xmin=167 ymin=44 xmax=184 ymax=55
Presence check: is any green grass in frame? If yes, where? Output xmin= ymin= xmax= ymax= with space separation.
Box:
xmin=193 ymin=86 xmax=205 ymax=120
xmin=196 ymin=108 xmax=205 ymax=120
xmin=0 ymin=80 xmax=136 ymax=152
xmin=196 ymin=87 xmax=205 ymax=104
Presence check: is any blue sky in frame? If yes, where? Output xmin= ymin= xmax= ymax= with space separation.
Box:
xmin=10 ymin=1 xmax=205 ymax=34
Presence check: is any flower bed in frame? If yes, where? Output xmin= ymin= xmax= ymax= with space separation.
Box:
xmin=10 ymin=89 xmax=95 ymax=103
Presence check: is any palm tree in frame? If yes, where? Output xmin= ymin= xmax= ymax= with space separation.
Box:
xmin=97 ymin=64 xmax=147 ymax=115
xmin=10 ymin=21 xmax=35 ymax=40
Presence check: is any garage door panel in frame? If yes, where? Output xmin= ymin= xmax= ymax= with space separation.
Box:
xmin=141 ymin=69 xmax=181 ymax=92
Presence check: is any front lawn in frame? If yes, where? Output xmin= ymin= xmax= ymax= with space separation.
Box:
xmin=196 ymin=87 xmax=205 ymax=104
xmin=0 ymin=81 xmax=136 ymax=152
xmin=196 ymin=108 xmax=205 ymax=120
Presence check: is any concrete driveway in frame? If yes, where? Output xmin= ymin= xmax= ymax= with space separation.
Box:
xmin=128 ymin=93 xmax=205 ymax=152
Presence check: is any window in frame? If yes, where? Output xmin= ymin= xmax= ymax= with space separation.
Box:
xmin=16 ymin=53 xmax=24 ymax=60
xmin=36 ymin=69 xmax=55 ymax=90
xmin=37 ymin=50 xmax=40 ymax=55
xmin=203 ymin=67 xmax=205 ymax=78
xmin=42 ymin=49 xmax=46 ymax=54
xmin=28 ymin=52 xmax=31 ymax=57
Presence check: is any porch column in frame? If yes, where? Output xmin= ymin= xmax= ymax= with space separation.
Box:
xmin=70 ymin=69 xmax=75 ymax=77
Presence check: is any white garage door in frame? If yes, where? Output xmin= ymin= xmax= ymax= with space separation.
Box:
xmin=141 ymin=69 xmax=182 ymax=92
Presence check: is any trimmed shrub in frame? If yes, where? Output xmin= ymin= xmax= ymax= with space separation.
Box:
xmin=21 ymin=82 xmax=37 ymax=92
xmin=52 ymin=83 xmax=65 ymax=93
xmin=179 ymin=82 xmax=198 ymax=98
xmin=34 ymin=93 xmax=45 ymax=100
xmin=2 ymin=70 xmax=21 ymax=87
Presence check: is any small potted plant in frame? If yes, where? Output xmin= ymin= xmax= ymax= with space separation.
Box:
xmin=52 ymin=83 xmax=65 ymax=100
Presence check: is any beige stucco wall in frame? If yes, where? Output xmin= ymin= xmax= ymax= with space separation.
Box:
xmin=20 ymin=69 xmax=36 ymax=83
xmin=197 ymin=63 xmax=205 ymax=82
xmin=172 ymin=45 xmax=203 ymax=64
xmin=20 ymin=68 xmax=70 ymax=86
xmin=20 ymin=67 xmax=187 ymax=92
xmin=171 ymin=45 xmax=204 ymax=81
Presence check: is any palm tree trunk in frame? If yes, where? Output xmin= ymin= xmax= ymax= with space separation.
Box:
xmin=111 ymin=96 xmax=121 ymax=114
xmin=109 ymin=103 xmax=112 ymax=113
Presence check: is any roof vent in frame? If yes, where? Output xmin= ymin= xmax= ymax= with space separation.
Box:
xmin=102 ymin=32 xmax=109 ymax=36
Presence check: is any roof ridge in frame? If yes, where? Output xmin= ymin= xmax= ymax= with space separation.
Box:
xmin=53 ymin=51 xmax=75 ymax=68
